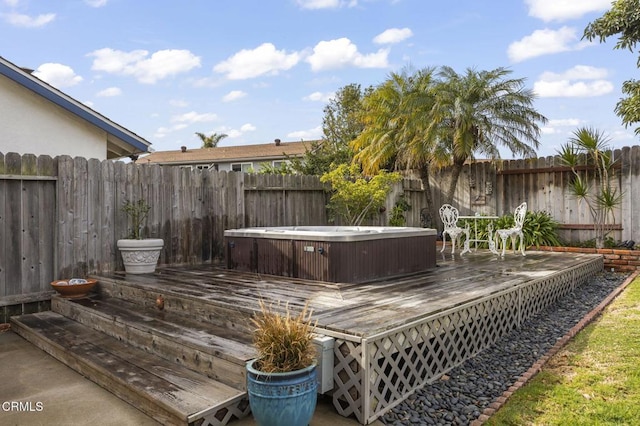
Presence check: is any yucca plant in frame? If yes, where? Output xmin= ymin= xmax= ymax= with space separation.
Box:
xmin=558 ymin=127 xmax=622 ymax=249
xmin=251 ymin=300 xmax=317 ymax=373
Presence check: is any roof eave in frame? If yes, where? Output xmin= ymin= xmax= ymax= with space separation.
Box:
xmin=0 ymin=56 xmax=151 ymax=154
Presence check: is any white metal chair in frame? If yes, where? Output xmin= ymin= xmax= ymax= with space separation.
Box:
xmin=495 ymin=202 xmax=527 ymax=256
xmin=439 ymin=204 xmax=470 ymax=255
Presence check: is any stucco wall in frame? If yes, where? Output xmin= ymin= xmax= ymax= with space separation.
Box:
xmin=0 ymin=77 xmax=106 ymax=160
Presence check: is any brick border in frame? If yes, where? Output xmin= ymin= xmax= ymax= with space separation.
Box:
xmin=434 ymin=243 xmax=640 ymax=273
xmin=470 ymin=270 xmax=639 ymax=425
xmin=535 ymin=246 xmax=640 ymax=273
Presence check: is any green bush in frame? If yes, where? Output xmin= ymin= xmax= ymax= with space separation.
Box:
xmin=523 ymin=210 xmax=561 ymax=248
xmin=460 ymin=210 xmax=561 ymax=249
xmin=388 ymin=196 xmax=411 ymax=226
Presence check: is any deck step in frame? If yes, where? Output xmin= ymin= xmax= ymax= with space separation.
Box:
xmin=95 ymin=274 xmax=256 ymax=335
xmin=11 ymin=312 xmax=250 ymax=426
xmin=52 ymin=295 xmax=255 ymax=390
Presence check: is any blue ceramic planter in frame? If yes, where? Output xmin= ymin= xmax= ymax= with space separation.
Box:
xmin=246 ymin=359 xmax=318 ymax=426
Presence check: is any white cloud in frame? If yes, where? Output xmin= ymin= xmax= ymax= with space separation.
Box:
xmin=548 ymin=118 xmax=584 ymax=127
xmin=508 ymin=27 xmax=587 ymax=62
xmin=33 ymin=63 xmax=83 ymax=88
xmin=213 ymin=43 xmax=300 ymax=80
xmin=89 ymin=48 xmax=147 ymax=73
xmin=304 ymin=91 xmax=334 ymax=102
xmin=216 ymin=124 xmax=256 ymax=140
xmin=534 ymin=80 xmax=614 ymax=97
xmin=3 ymin=0 xmax=20 ymax=6
xmin=224 ymin=129 xmax=242 ymax=138
xmin=88 ymin=48 xmax=201 ymax=84
xmin=287 ymin=126 xmax=322 ymax=140
xmin=525 ymin=0 xmax=611 ymax=22
xmin=306 ymin=38 xmax=389 ymax=71
xmin=155 ymin=111 xmax=219 ymax=138
xmin=191 ymin=76 xmax=224 ymax=88
xmin=222 ymin=90 xmax=247 ymax=102
xmin=295 ymin=0 xmax=356 ymax=9
xmin=153 ymin=127 xmax=173 ymax=139
xmin=534 ymin=65 xmax=614 ymax=97
xmin=154 ymin=123 xmax=190 ymax=139
xmin=610 ymin=129 xmax=635 ymax=142
xmin=3 ymin=12 xmax=55 ymax=27
xmin=170 ymin=111 xmax=218 ymax=124
xmin=542 ymin=118 xmax=584 ymax=134
xmin=96 ymin=87 xmax=121 ymax=97
xmin=373 ymin=28 xmax=413 ymax=45
xmin=85 ymin=0 xmax=108 ymax=7
xmin=169 ymin=99 xmax=188 ymax=107
xmin=539 ymin=65 xmax=609 ymax=81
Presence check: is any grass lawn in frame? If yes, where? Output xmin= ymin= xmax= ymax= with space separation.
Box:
xmin=485 ymin=275 xmax=640 ymax=426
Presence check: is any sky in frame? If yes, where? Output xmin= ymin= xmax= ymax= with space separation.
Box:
xmin=1 ymin=0 xmax=638 ymax=158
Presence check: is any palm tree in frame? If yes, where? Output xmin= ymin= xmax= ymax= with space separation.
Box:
xmin=353 ymin=67 xmax=439 ymax=221
xmin=428 ymin=66 xmax=547 ymax=203
xmin=195 ymin=132 xmax=228 ymax=148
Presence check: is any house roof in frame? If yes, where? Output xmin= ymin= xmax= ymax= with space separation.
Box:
xmin=0 ymin=56 xmax=151 ymax=159
xmin=137 ymin=140 xmax=314 ymax=166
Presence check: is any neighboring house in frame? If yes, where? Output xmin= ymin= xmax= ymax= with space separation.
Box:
xmin=137 ymin=139 xmax=313 ymax=172
xmin=0 ymin=56 xmax=151 ymax=160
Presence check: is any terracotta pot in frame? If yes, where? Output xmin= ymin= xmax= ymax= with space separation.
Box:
xmin=50 ymin=278 xmax=98 ymax=299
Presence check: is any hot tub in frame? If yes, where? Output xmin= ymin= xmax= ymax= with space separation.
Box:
xmin=224 ymin=226 xmax=437 ymax=283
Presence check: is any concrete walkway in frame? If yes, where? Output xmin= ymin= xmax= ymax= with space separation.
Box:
xmin=0 ymin=328 xmax=380 ymax=426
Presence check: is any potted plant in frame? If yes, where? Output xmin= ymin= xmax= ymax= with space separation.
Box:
xmin=246 ymin=300 xmax=318 ymax=426
xmin=116 ymin=199 xmax=164 ymax=274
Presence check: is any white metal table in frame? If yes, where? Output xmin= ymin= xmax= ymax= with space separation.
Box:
xmin=458 ymin=214 xmax=499 ymax=254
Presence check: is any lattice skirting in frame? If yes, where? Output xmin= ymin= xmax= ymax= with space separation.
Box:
xmin=331 ymin=257 xmax=603 ymax=424
xmin=199 ymin=397 xmax=251 ymax=426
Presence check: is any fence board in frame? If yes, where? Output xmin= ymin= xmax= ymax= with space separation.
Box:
xmin=21 ymin=155 xmax=38 ymax=292
xmin=22 ymin=179 xmax=39 ymax=292
xmin=0 ymin=153 xmax=5 ymax=296
xmin=38 ymin=156 xmax=56 ymax=289
xmin=628 ymin=147 xmax=640 ymax=242
xmin=5 ymin=154 xmax=22 ymax=297
xmin=73 ymin=157 xmax=89 ymax=277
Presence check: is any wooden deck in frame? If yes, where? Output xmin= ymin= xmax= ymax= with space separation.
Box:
xmin=95 ymin=250 xmax=602 ymax=339
xmin=92 ymin=249 xmax=604 ymax=424
xmin=11 ymin=250 xmax=603 ymax=425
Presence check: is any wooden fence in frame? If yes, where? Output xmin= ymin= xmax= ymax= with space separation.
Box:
xmin=2 ymin=145 xmax=640 ymax=314
xmin=428 ymin=145 xmax=640 ymax=244
xmin=1 ymin=153 xmax=330 ymax=315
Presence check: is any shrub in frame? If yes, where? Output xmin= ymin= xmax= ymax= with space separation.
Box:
xmin=460 ymin=210 xmax=561 ymax=248
xmin=389 ymin=195 xmax=411 ymax=226
xmin=524 ymin=210 xmax=562 ymax=248
xmin=122 ymin=199 xmax=151 ymax=240
xmin=320 ymin=164 xmax=401 ymax=225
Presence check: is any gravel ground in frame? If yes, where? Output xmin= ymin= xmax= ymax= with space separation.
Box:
xmin=381 ymin=271 xmax=630 ymax=426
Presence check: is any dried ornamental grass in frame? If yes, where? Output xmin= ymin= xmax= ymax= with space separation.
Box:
xmin=251 ymin=300 xmax=317 ymax=373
